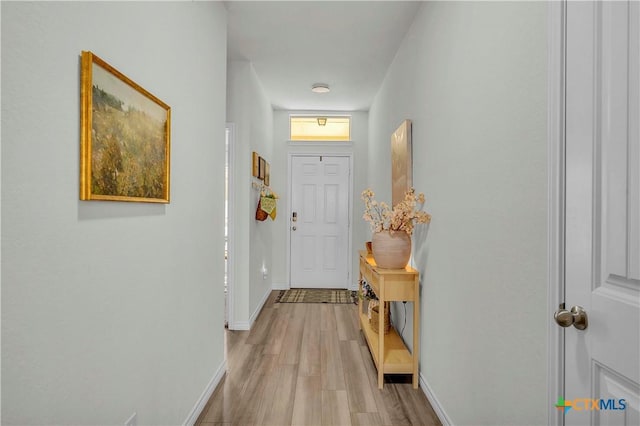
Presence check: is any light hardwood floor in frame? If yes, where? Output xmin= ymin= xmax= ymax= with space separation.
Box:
xmin=196 ymin=291 xmax=441 ymax=426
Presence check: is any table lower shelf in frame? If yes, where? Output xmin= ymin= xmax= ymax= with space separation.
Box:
xmin=359 ymin=311 xmax=413 ymax=374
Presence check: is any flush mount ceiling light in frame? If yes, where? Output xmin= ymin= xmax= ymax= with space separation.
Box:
xmin=317 ymin=117 xmax=327 ymax=126
xmin=311 ymin=83 xmax=330 ymax=93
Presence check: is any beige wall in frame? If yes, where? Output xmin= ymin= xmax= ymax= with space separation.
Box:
xmin=1 ymin=2 xmax=227 ymax=424
xmin=368 ymin=2 xmax=548 ymax=424
xmin=226 ymin=61 xmax=275 ymax=328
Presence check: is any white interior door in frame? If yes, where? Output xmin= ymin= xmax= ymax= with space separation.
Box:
xmin=290 ymin=155 xmax=350 ymax=289
xmin=563 ymin=1 xmax=639 ymax=424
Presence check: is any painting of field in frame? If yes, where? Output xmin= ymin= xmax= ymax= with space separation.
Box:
xmin=91 ymin=87 xmax=166 ymax=198
xmin=81 ymin=52 xmax=170 ymax=203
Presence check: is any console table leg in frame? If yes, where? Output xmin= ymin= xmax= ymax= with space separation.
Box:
xmin=378 ymin=305 xmax=385 ymax=389
xmin=413 ymin=279 xmax=420 ymax=389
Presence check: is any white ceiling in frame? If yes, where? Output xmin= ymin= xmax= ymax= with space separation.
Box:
xmin=225 ymin=1 xmax=422 ymax=111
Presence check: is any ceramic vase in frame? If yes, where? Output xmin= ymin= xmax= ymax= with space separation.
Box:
xmin=371 ymin=230 xmax=411 ymax=269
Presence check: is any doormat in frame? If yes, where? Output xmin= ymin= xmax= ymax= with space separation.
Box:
xmin=276 ymin=288 xmax=357 ymax=304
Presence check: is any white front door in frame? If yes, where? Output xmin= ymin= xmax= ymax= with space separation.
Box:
xmin=563 ymin=1 xmax=639 ymax=424
xmin=290 ymin=155 xmax=350 ymax=288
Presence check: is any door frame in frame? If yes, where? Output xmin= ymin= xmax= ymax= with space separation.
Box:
xmin=286 ymin=152 xmax=354 ymax=289
xmin=225 ymin=123 xmax=236 ymax=330
xmin=548 ymin=2 xmax=566 ymax=425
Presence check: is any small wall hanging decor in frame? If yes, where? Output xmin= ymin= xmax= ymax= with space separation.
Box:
xmin=253 ymin=183 xmax=278 ymax=221
xmin=258 ymin=156 xmax=266 ymax=180
xmin=252 ymin=152 xmax=259 ymax=177
xmin=255 ymin=197 xmax=268 ymax=221
xmin=264 ymin=162 xmax=270 ymax=186
xmin=80 ymin=51 xmax=171 ymax=203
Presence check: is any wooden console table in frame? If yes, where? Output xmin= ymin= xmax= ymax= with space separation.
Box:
xmin=358 ymin=250 xmax=420 ymax=389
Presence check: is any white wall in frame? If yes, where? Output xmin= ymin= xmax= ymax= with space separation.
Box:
xmin=1 ymin=2 xmax=227 ymax=424
xmin=271 ymin=110 xmax=369 ymax=289
xmin=368 ymin=2 xmax=548 ymax=424
xmin=226 ymin=61 xmax=274 ymax=327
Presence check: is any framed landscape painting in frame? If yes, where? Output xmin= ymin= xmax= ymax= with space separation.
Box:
xmin=80 ymin=51 xmax=171 ymax=203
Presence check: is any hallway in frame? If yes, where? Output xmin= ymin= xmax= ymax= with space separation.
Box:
xmin=1 ymin=1 xmax=561 ymax=423
xmin=197 ymin=291 xmax=440 ymax=425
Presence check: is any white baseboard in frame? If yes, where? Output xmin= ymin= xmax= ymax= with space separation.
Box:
xmin=420 ymin=372 xmax=453 ymax=426
xmin=231 ymin=321 xmax=250 ymax=331
xmin=183 ymin=360 xmax=227 ymax=425
xmin=229 ymin=287 xmax=272 ymax=330
xmin=272 ymin=282 xmax=289 ymax=290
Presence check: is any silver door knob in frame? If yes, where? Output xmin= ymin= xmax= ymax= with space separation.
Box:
xmin=554 ymin=305 xmax=588 ymax=330
xmin=292 ymin=226 xmax=297 ymax=231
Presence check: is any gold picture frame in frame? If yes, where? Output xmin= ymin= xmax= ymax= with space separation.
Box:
xmin=258 ymin=157 xmax=266 ymax=180
xmin=391 ymin=119 xmax=412 ymax=207
xmin=80 ymin=51 xmax=171 ymax=203
xmin=264 ymin=162 xmax=270 ymax=186
xmin=252 ymin=152 xmax=259 ymax=177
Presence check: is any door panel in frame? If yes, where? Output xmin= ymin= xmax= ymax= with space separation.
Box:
xmin=302 ymin=235 xmax=315 ymax=270
xmin=325 ymin=184 xmax=339 ymax=223
xmin=565 ymin=2 xmax=640 ymax=424
xmin=594 ymin=365 xmax=640 ymax=425
xmin=323 ymin=236 xmax=337 ymax=270
xmin=290 ymin=156 xmax=350 ymax=288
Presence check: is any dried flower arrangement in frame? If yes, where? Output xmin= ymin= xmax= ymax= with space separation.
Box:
xmin=361 ymin=188 xmax=431 ymax=235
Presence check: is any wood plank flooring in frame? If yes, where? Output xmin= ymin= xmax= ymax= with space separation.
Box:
xmin=196 ymin=291 xmax=441 ymax=426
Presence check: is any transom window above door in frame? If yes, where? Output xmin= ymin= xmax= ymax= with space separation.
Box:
xmin=289 ymin=115 xmax=351 ymax=141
